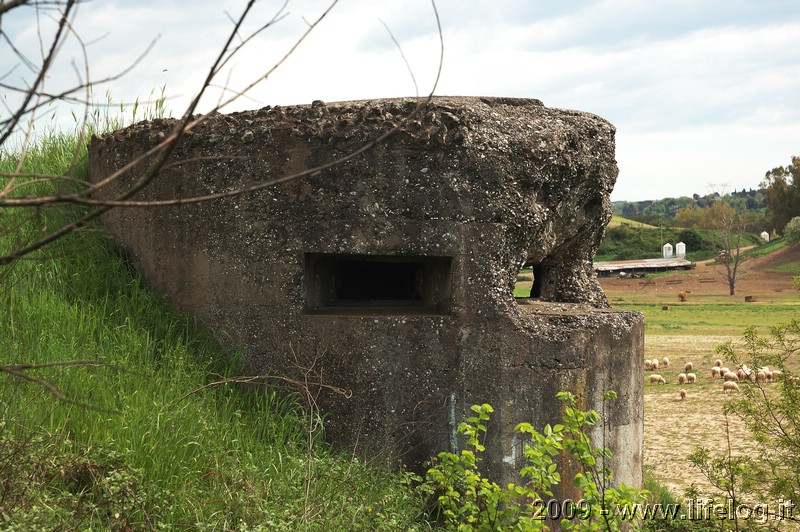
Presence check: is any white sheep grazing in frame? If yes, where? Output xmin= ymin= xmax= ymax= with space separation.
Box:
xmin=723 ymin=381 xmax=740 ymax=393
xmin=714 ymin=358 xmax=723 ymax=367
xmin=679 ymin=389 xmax=687 ymax=400
xmin=662 ymin=356 xmax=670 ymax=368
xmin=723 ymin=371 xmax=739 ymax=382
xmin=684 ymin=362 xmax=693 ymax=372
xmin=677 ymin=373 xmax=687 ymax=385
xmin=737 ymin=366 xmax=755 ymax=383
xmin=756 ymin=371 xmax=766 ymax=383
xmin=711 ymin=366 xmax=721 ymax=378
xmin=649 ymin=374 xmax=666 ymax=384
xmin=651 ymin=359 xmax=659 ymax=371
xmin=771 ymin=370 xmax=782 ymax=381
xmin=686 ymin=373 xmax=697 ymax=384
xmin=720 ymin=367 xmax=731 ymax=375
xmin=644 ymin=359 xmax=653 ymax=371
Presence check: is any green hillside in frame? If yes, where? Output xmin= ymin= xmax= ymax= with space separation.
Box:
xmin=596 ymin=225 xmax=763 ymax=262
xmin=0 ymin=134 xmax=428 ymax=529
xmin=608 ymin=214 xmax=657 ymax=229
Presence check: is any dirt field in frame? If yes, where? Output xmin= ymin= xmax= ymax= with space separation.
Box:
xmin=608 ymin=246 xmax=799 ymax=498
xmin=598 ymin=243 xmax=800 ymax=302
xmin=516 ymin=246 xmax=799 ymax=497
xmin=642 ymin=335 xmax=754 ymax=496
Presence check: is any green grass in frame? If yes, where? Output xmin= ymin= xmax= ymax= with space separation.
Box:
xmin=742 ymin=236 xmax=786 ymax=258
xmin=609 ymin=215 xmax=657 ymax=229
xmin=769 ymin=261 xmax=800 ymax=275
xmin=611 ymin=302 xmax=800 ymax=336
xmin=1 ymin=134 xmax=430 ymax=529
xmin=596 ymin=225 xmax=763 ymax=262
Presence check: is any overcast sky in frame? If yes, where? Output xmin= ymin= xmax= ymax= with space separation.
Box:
xmin=4 ymin=0 xmax=800 ymax=201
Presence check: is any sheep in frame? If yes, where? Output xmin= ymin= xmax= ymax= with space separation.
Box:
xmin=737 ymin=366 xmax=754 ymax=383
xmin=684 ymin=362 xmax=693 ymax=372
xmin=723 ymin=381 xmax=740 ymax=393
xmin=661 ymin=356 xmax=670 ymax=368
xmin=714 ymin=358 xmax=723 ymax=367
xmin=711 ymin=366 xmax=721 ymax=379
xmin=678 ymin=291 xmax=689 ymax=302
xmin=686 ymin=373 xmax=697 ymax=384
xmin=720 ymin=367 xmax=731 ymax=375
xmin=771 ymin=370 xmax=782 ymax=381
xmin=651 ymin=359 xmax=659 ymax=371
xmin=644 ymin=359 xmax=652 ymax=370
xmin=679 ymin=389 xmax=687 ymax=400
xmin=723 ymin=371 xmax=739 ymax=382
xmin=649 ymin=374 xmax=666 ymax=384
xmin=756 ymin=371 xmax=767 ymax=383
xmin=677 ymin=373 xmax=687 ymax=385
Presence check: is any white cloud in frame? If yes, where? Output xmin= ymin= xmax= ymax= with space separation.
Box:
xmin=3 ymin=0 xmax=799 ymax=200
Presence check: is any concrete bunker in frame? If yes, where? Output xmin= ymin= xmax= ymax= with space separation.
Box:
xmin=88 ymin=96 xmax=644 ymax=496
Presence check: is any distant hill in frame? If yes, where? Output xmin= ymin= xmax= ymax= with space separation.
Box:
xmin=612 ymin=189 xmax=767 ymax=225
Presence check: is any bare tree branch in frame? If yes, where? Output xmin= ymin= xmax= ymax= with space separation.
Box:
xmin=0 ymin=0 xmax=76 ymax=147
xmin=1 ymin=0 xmax=445 ymax=267
xmin=0 ymin=0 xmax=32 ymax=18
xmin=1 ymin=360 xmax=122 ymax=412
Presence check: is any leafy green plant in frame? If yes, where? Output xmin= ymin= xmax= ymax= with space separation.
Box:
xmin=421 ymin=391 xmax=647 ymax=531
xmin=785 ymin=216 xmax=800 ymax=245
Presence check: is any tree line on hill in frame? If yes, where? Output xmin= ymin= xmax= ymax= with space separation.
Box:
xmin=613 ymin=155 xmax=800 ymax=235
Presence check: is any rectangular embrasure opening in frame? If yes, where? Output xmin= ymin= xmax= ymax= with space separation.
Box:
xmin=304 ymin=253 xmax=452 ymax=315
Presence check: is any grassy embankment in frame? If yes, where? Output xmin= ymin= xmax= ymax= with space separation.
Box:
xmin=0 ymin=133 xmax=430 ymax=530
xmin=608 ymin=215 xmax=657 ymax=229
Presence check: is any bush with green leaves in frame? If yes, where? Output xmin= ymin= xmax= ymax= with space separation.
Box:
xmin=420 ymin=391 xmax=647 ymax=531
xmin=784 ymin=216 xmax=800 ymax=245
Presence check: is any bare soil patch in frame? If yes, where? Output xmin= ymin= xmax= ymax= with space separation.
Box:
xmin=600 ymin=262 xmax=791 ymax=302
xmin=644 ymin=385 xmax=750 ymax=496
xmin=644 ymin=335 xmax=747 ymax=495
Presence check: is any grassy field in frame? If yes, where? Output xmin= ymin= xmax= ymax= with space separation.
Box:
xmin=608 ymin=215 xmax=657 ymax=228
xmin=1 ymin=134 xmax=429 ymax=530
xmin=612 ymin=302 xmax=800 ymax=335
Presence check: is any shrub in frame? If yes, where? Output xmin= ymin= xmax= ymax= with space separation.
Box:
xmin=420 ymin=391 xmax=647 ymax=531
xmin=784 ymin=216 xmax=800 ymax=244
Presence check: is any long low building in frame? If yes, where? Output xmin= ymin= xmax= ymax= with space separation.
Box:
xmin=594 ymin=257 xmax=694 ymax=276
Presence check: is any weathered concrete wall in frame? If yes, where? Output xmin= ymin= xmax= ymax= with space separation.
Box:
xmin=88 ymin=96 xmax=643 ymax=496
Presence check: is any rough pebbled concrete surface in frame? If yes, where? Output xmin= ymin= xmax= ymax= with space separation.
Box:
xmin=88 ymin=96 xmax=643 ymax=497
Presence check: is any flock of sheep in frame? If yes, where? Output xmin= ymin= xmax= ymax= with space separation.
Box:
xmin=645 ymin=356 xmax=782 ymax=399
